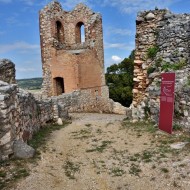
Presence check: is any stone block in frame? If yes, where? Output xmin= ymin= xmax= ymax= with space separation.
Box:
xmin=13 ymin=140 xmax=35 ymax=159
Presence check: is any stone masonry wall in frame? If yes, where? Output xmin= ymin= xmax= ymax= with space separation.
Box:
xmin=39 ymin=1 xmax=105 ymax=97
xmin=0 ymin=81 xmax=55 ymax=160
xmin=132 ymin=10 xmax=166 ymax=107
xmin=0 ymin=59 xmax=16 ymax=84
xmin=52 ymin=86 xmax=129 ymax=116
xmin=132 ymin=9 xmax=190 ymax=127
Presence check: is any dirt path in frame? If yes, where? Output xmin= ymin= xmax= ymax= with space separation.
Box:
xmin=11 ymin=113 xmax=190 ymax=190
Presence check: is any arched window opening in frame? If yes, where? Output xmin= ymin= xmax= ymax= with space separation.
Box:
xmin=75 ymin=22 xmax=85 ymax=43
xmin=54 ymin=77 xmax=65 ymax=96
xmin=56 ymin=21 xmax=64 ymax=43
xmin=81 ymin=25 xmax=85 ymax=43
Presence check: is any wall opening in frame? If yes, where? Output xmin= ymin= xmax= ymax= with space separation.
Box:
xmin=75 ymin=22 xmax=85 ymax=43
xmin=56 ymin=21 xmax=64 ymax=43
xmin=54 ymin=77 xmax=65 ymax=96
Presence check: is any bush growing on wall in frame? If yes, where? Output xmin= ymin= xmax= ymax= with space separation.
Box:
xmin=147 ymin=46 xmax=159 ymax=59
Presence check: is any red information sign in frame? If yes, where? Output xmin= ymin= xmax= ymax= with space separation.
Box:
xmin=159 ymin=73 xmax=175 ymax=134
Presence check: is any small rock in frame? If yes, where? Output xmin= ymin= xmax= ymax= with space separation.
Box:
xmin=145 ymin=12 xmax=155 ymax=20
xmin=148 ymin=72 xmax=160 ymax=79
xmin=170 ymin=142 xmax=189 ymax=149
xmin=57 ymin=118 xmax=63 ymax=125
xmin=184 ymin=110 xmax=188 ymax=117
xmin=14 ymin=140 xmax=35 ymax=159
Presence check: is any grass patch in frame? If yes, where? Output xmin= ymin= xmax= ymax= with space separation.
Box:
xmin=0 ymin=159 xmax=30 ymax=190
xmin=122 ymin=120 xmax=157 ymax=133
xmin=0 ymin=171 xmax=6 ymax=178
xmin=85 ymin=124 xmax=92 ymax=127
xmin=110 ymin=167 xmax=126 ymax=177
xmin=86 ymin=141 xmax=113 ymax=153
xmin=129 ymin=164 xmax=142 ymax=176
xmin=28 ymin=122 xmax=68 ymax=150
xmin=71 ymin=128 xmax=92 ymax=139
xmin=63 ymin=160 xmax=80 ymax=179
xmin=160 ymin=167 xmax=169 ymax=173
xmin=142 ymin=150 xmax=153 ymax=162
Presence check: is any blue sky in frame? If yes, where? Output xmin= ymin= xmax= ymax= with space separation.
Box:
xmin=0 ymin=0 xmax=190 ymax=79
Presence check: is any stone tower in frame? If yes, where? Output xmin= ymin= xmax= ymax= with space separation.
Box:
xmin=39 ymin=1 xmax=105 ymax=97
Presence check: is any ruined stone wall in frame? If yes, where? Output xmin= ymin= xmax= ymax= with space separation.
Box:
xmin=0 ymin=59 xmax=16 ymax=84
xmin=51 ymin=86 xmax=128 ymax=115
xmin=39 ymin=1 xmax=105 ymax=97
xmin=133 ymin=10 xmax=166 ymax=107
xmin=132 ymin=9 xmax=190 ymax=127
xmin=0 ymin=81 xmax=55 ymax=160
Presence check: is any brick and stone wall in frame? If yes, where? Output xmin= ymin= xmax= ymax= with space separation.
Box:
xmin=39 ymin=1 xmax=105 ymax=97
xmin=132 ymin=9 xmax=190 ymax=127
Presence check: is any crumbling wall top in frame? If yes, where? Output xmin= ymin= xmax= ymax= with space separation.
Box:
xmin=0 ymin=59 xmax=16 ymax=84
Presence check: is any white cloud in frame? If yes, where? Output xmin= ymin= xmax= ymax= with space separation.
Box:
xmin=0 ymin=0 xmax=12 ymax=3
xmin=112 ymin=55 xmax=122 ymax=62
xmin=17 ymin=67 xmax=36 ymax=72
xmin=102 ymin=0 xmax=180 ymax=14
xmin=0 ymin=41 xmax=40 ymax=54
xmin=104 ymin=42 xmax=135 ymax=51
xmin=110 ymin=28 xmax=133 ymax=36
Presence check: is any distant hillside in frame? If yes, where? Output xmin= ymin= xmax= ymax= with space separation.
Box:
xmin=17 ymin=78 xmax=43 ymax=90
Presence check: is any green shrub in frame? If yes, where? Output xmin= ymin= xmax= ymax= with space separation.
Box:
xmin=173 ymin=124 xmax=183 ymax=131
xmin=155 ymin=58 xmax=162 ymax=67
xmin=161 ymin=59 xmax=187 ymax=71
xmin=147 ymin=66 xmax=156 ymax=75
xmin=147 ymin=46 xmax=159 ymax=59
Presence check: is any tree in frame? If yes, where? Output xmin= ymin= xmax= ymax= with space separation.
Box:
xmin=106 ymin=51 xmax=134 ymax=107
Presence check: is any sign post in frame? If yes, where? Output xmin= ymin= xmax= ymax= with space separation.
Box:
xmin=159 ymin=73 xmax=175 ymax=134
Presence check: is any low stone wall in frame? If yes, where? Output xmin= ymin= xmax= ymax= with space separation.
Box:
xmin=55 ymin=86 xmax=129 ymax=115
xmin=0 ymin=81 xmax=55 ymax=160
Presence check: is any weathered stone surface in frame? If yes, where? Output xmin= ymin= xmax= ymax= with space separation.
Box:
xmin=57 ymin=118 xmax=63 ymax=125
xmin=170 ymin=142 xmax=189 ymax=150
xmin=13 ymin=140 xmax=35 ymax=159
xmin=0 ymin=59 xmax=16 ymax=84
xmin=145 ymin=12 xmax=155 ymax=20
xmin=112 ymin=102 xmax=127 ymax=115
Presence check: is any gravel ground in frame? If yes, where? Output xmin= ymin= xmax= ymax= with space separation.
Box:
xmin=10 ymin=113 xmax=190 ymax=190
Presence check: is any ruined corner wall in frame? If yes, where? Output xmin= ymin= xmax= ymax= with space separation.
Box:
xmin=0 ymin=81 xmax=56 ymax=160
xmin=133 ymin=10 xmax=166 ymax=107
xmin=39 ymin=1 xmax=105 ymax=97
xmin=0 ymin=59 xmax=16 ymax=84
xmin=132 ymin=9 xmax=190 ymax=126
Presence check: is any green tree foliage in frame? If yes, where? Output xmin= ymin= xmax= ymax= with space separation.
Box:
xmin=106 ymin=52 xmax=134 ymax=107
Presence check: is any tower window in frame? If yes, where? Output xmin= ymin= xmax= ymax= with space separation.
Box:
xmin=56 ymin=21 xmax=64 ymax=43
xmin=75 ymin=22 xmax=85 ymax=43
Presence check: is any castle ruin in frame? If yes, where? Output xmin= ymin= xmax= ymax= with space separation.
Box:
xmin=39 ymin=1 xmax=105 ymax=97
